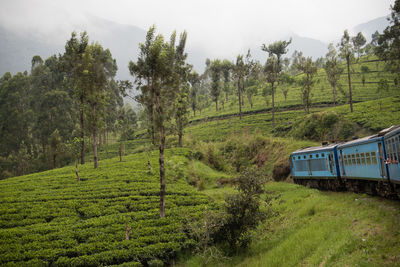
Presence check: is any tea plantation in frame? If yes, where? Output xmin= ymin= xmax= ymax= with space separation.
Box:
xmin=0 ymin=148 xmax=209 ymax=266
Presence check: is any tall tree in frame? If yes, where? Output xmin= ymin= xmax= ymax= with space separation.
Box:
xmin=352 ymin=32 xmax=366 ymax=59
xmin=261 ymin=39 xmax=291 ymax=128
xmin=130 ymin=26 xmax=189 ymax=218
xmin=209 ymin=59 xmax=222 ymax=111
xmin=221 ymin=59 xmax=232 ymax=103
xmin=188 ymin=71 xmax=200 ymax=116
xmin=280 ymin=72 xmax=294 ymax=101
xmin=173 ymin=33 xmax=191 ymax=147
xmin=263 ymin=56 xmax=279 ymax=127
xmin=296 ymin=56 xmax=318 ymax=113
xmin=233 ymin=55 xmax=245 ymax=119
xmin=64 ymin=31 xmax=89 ymax=164
xmin=80 ymin=43 xmax=117 ymax=168
xmin=339 ymin=30 xmax=355 ymax=112
xmin=376 ymin=0 xmax=400 ymax=87
xmin=324 ymin=43 xmax=343 ymax=106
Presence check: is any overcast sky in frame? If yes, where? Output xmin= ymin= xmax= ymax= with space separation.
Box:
xmin=0 ymin=0 xmax=394 ymax=57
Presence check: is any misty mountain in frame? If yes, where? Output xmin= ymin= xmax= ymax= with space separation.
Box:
xmin=249 ymin=33 xmax=328 ymax=63
xmin=352 ymin=15 xmax=389 ymax=42
xmin=0 ymin=14 xmax=392 ymax=81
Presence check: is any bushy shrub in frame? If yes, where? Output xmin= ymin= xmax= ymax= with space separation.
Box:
xmin=290 ymin=111 xmax=355 ymax=141
xmin=215 ymin=168 xmax=269 ymax=252
xmin=272 ymin=160 xmax=290 ymax=181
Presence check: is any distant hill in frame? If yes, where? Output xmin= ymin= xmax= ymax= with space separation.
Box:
xmin=249 ymin=33 xmax=328 ymax=62
xmin=352 ymin=15 xmax=389 ymax=42
xmin=0 ymin=14 xmax=391 ymax=80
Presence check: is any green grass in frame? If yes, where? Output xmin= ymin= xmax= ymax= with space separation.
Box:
xmin=0 ymin=148 xmax=210 ymax=266
xmin=177 ymin=182 xmax=400 ymax=267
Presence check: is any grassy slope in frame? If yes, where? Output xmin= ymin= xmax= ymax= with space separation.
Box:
xmin=179 ymin=183 xmax=400 ymax=267
xmin=0 ymin=148 xmax=210 ymax=266
xmin=189 ymin=56 xmax=398 ymax=121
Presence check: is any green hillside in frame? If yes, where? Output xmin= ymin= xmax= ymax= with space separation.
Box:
xmin=0 ymin=148 xmax=209 ymax=266
xmin=189 ymin=56 xmax=399 ymax=122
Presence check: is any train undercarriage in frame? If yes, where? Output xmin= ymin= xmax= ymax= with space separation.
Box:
xmin=293 ymin=178 xmax=400 ymax=200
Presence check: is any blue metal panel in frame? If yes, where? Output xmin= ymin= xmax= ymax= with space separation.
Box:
xmin=337 ymin=137 xmax=387 ymax=181
xmin=384 ymin=128 xmax=400 ymax=183
xmin=291 ymin=147 xmax=338 ymax=179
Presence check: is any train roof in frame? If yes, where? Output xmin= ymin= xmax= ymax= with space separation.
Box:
xmin=337 ymin=134 xmax=382 ymax=148
xmin=381 ymin=125 xmax=400 ymax=138
xmin=291 ymin=143 xmax=338 ymax=155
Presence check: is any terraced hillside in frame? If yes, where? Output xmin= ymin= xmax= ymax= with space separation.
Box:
xmin=0 ymin=148 xmax=209 ymax=266
xmin=189 ymin=56 xmax=399 ymax=121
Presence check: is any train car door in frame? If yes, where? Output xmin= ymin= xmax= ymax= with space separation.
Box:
xmin=378 ymin=143 xmax=387 ymax=178
xmin=339 ymin=150 xmax=345 ymax=175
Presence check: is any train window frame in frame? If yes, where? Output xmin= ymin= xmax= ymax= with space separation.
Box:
xmin=356 ymin=153 xmax=361 ymax=164
xmin=352 ymin=154 xmax=356 ymax=165
xmin=391 ymin=138 xmax=397 ymax=161
xmin=371 ymin=151 xmax=377 ymax=165
xmin=344 ymin=155 xmax=348 ymax=165
xmin=386 ymin=140 xmax=392 ymax=160
xmin=361 ymin=152 xmax=365 ymax=164
xmin=366 ymin=152 xmax=371 ymax=165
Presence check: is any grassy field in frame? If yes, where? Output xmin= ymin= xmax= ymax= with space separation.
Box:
xmin=0 ymin=148 xmax=210 ymax=266
xmin=177 ymin=182 xmax=400 ymax=267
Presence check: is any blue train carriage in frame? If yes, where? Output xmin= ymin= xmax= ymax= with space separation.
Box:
xmin=336 ymin=134 xmax=394 ymax=197
xmin=290 ymin=144 xmax=344 ymax=191
xmin=383 ymin=125 xmax=400 ymax=198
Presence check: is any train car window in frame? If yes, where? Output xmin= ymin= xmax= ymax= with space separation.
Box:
xmin=343 ymin=155 xmax=347 ymax=165
xmin=386 ymin=140 xmax=392 ymax=161
xmin=352 ymin=154 xmax=356 ymax=165
xmin=366 ymin=152 xmax=371 ymax=165
xmin=316 ymin=154 xmax=319 ymax=158
xmin=356 ymin=153 xmax=361 ymax=164
xmin=396 ymin=137 xmax=400 ymax=162
xmin=361 ymin=152 xmax=365 ymax=164
xmin=321 ymin=153 xmax=324 ymax=157
xmin=392 ymin=138 xmax=397 ymax=161
xmin=371 ymin=151 xmax=377 ymax=165
xmin=298 ymin=156 xmax=300 ymax=160
xmin=304 ymin=155 xmax=306 ymax=159
xmin=310 ymin=155 xmax=313 ymax=158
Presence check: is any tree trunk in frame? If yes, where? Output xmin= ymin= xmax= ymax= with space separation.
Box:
xmin=238 ymin=80 xmax=242 ymax=120
xmin=159 ymin=124 xmax=166 ymax=218
xmin=119 ymin=143 xmax=122 ymax=162
xmin=178 ymin=133 xmax=182 ymax=147
xmin=53 ymin=154 xmax=56 ymax=169
xmin=271 ymin=83 xmax=275 ymax=128
xmin=346 ymin=56 xmax=353 ymax=112
xmin=193 ymin=109 xmax=196 ymax=117
xmin=332 ymin=85 xmax=337 ymax=106
xmin=215 ymin=98 xmax=218 ymax=111
xmin=80 ymin=96 xmax=85 ymax=165
xmin=147 ymin=160 xmax=151 ymax=173
xmin=93 ymin=127 xmax=98 ymax=168
xmin=103 ymin=130 xmax=106 ymax=145
xmin=75 ymin=162 xmax=80 ymax=182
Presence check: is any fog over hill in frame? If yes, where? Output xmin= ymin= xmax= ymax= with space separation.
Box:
xmin=0 ymin=14 xmax=390 ymax=82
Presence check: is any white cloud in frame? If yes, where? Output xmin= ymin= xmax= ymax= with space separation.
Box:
xmin=0 ymin=0 xmax=394 ymax=56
